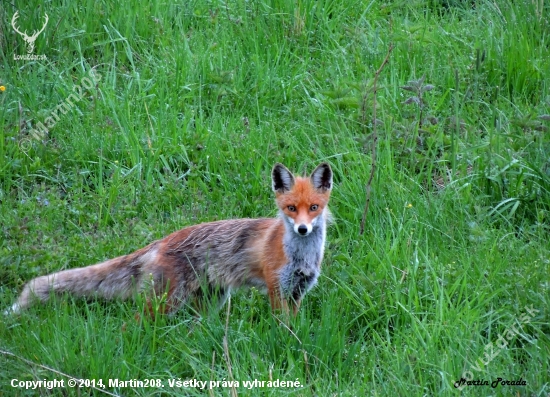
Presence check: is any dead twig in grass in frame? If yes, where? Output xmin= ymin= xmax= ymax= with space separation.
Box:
xmin=222 ymin=295 xmax=238 ymax=397
xmin=360 ymin=44 xmax=394 ymax=235
xmin=209 ymin=350 xmax=216 ymax=397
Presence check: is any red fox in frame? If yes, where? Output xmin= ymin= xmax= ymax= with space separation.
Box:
xmin=7 ymin=163 xmax=333 ymax=317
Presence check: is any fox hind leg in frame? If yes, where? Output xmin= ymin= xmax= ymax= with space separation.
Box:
xmin=192 ymin=284 xmax=230 ymax=316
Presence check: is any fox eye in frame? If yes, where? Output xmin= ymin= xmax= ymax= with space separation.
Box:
xmin=310 ymin=204 xmax=319 ymax=211
xmin=287 ymin=205 xmax=296 ymax=212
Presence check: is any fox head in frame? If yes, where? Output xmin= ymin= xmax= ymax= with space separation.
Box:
xmin=272 ymin=163 xmax=333 ymax=236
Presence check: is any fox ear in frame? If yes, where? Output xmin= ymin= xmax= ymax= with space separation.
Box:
xmin=311 ymin=163 xmax=332 ymax=192
xmin=272 ymin=163 xmax=295 ymax=193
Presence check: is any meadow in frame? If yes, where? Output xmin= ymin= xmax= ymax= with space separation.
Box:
xmin=1 ymin=0 xmax=549 ymax=395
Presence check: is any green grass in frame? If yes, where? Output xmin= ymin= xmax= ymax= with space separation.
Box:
xmin=1 ymin=0 xmax=549 ymax=396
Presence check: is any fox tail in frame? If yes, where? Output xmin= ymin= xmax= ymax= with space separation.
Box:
xmin=7 ymin=247 xmax=156 ymax=315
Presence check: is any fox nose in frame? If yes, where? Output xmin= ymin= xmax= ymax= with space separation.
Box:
xmin=297 ymin=225 xmax=308 ymax=235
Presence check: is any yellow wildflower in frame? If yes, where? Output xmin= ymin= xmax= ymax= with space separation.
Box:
xmin=0 ymin=86 xmax=6 ymax=92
